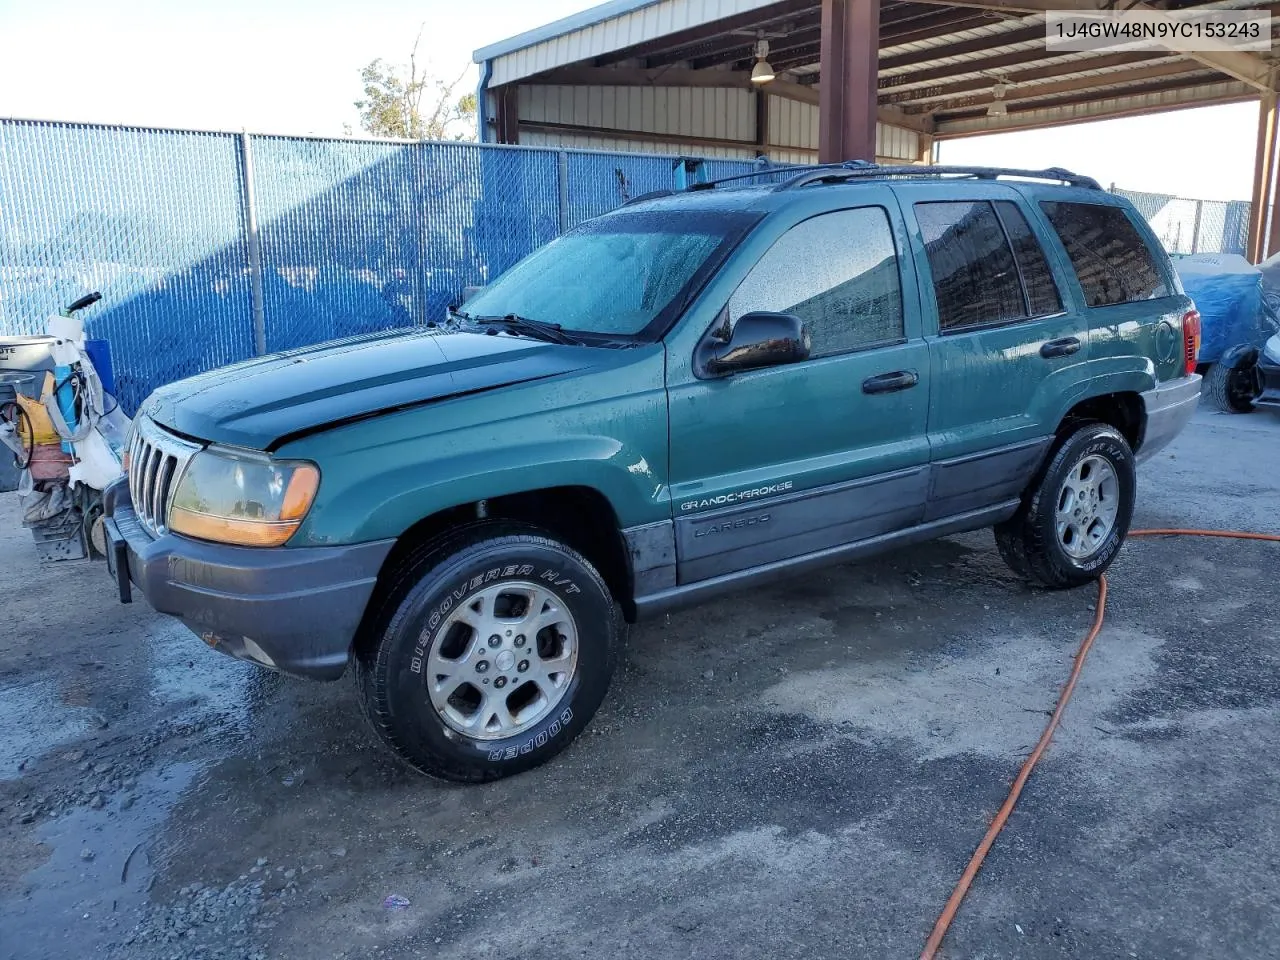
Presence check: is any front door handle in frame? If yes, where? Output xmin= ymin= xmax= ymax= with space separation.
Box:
xmin=1040 ymin=337 xmax=1082 ymax=359
xmin=862 ymin=370 xmax=920 ymax=395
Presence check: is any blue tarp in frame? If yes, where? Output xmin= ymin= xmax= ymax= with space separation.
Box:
xmin=1174 ymin=254 xmax=1264 ymax=364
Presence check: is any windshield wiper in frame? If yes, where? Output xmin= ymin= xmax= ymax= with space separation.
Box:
xmin=453 ymin=311 xmax=583 ymax=346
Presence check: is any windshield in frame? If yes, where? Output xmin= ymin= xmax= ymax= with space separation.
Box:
xmin=461 ymin=210 xmax=754 ymax=340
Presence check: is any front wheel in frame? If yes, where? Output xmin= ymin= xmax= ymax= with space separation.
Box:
xmin=355 ymin=525 xmax=621 ymax=782
xmin=995 ymin=423 xmax=1136 ymax=589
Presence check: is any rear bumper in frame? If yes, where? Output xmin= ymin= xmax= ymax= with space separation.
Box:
xmin=1139 ymin=374 xmax=1201 ymax=462
xmin=103 ymin=480 xmax=393 ymax=681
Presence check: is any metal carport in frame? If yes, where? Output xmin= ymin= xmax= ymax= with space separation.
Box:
xmin=474 ymin=0 xmax=1280 ymax=259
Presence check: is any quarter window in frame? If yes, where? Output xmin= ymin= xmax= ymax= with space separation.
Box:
xmin=728 ymin=207 xmax=904 ymax=358
xmin=1040 ymin=201 xmax=1170 ymax=306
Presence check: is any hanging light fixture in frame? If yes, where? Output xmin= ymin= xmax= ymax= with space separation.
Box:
xmin=987 ymin=80 xmax=1009 ymax=118
xmin=751 ymin=39 xmax=776 ymax=85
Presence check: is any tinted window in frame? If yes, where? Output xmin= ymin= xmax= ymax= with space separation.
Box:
xmin=915 ymin=201 xmax=1025 ymax=331
xmin=1040 ymin=201 xmax=1170 ymax=307
xmin=995 ymin=201 xmax=1063 ymax=317
xmin=729 ymin=207 xmax=904 ymax=358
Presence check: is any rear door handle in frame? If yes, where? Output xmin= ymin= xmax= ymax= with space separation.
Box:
xmin=1040 ymin=337 xmax=1082 ymax=359
xmin=862 ymin=370 xmax=919 ymax=395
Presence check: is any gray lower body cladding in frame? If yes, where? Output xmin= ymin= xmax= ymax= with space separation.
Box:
xmin=1139 ymin=374 xmax=1201 ymax=461
xmin=628 ymin=436 xmax=1051 ymax=614
xmin=103 ymin=479 xmax=393 ymax=681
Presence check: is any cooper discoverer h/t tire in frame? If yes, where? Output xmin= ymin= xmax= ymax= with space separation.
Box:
xmin=355 ymin=524 xmax=621 ymax=782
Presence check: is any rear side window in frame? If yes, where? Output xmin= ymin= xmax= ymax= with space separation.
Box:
xmin=729 ymin=207 xmax=904 ymax=358
xmin=1040 ymin=201 xmax=1170 ymax=306
xmin=994 ymin=201 xmax=1062 ymax=317
xmin=914 ymin=201 xmax=1026 ymax=331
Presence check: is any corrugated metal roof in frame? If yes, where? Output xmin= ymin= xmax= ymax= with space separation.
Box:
xmin=473 ymin=0 xmax=664 ymax=63
xmin=477 ymin=0 xmax=786 ymax=86
xmin=879 ymin=15 xmax=1028 ymax=59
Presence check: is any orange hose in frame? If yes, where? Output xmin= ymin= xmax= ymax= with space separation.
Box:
xmin=920 ymin=528 xmax=1280 ymax=960
xmin=1131 ymin=528 xmax=1280 ymax=542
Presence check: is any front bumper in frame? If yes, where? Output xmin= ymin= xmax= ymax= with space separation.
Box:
xmin=1138 ymin=374 xmax=1201 ymax=462
xmin=103 ymin=480 xmax=393 ymax=680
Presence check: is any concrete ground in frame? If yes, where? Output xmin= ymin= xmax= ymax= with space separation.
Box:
xmin=2 ymin=407 xmax=1279 ymax=960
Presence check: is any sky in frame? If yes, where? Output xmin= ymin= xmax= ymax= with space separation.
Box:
xmin=0 ymin=0 xmax=1260 ymax=202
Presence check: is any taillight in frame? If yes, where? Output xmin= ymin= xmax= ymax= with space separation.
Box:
xmin=1183 ymin=309 xmax=1201 ymax=376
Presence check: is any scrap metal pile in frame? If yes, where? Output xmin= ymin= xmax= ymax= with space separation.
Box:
xmin=0 ymin=293 xmax=130 ymax=561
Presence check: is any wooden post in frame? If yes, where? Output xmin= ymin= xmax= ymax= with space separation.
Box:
xmin=818 ymin=0 xmax=880 ymax=163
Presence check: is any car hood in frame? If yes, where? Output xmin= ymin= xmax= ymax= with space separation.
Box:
xmin=141 ymin=328 xmax=603 ymax=450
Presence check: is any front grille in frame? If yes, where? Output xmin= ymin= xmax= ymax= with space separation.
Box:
xmin=126 ymin=418 xmax=202 ymax=537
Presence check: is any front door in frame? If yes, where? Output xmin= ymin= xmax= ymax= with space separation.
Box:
xmin=665 ymin=195 xmax=932 ymax=584
xmin=894 ymin=185 xmax=1089 ymax=520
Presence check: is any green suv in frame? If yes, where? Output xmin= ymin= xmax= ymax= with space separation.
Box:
xmin=104 ymin=164 xmax=1202 ymax=782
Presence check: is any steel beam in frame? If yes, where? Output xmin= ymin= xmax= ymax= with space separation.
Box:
xmin=903 ymin=0 xmax=1275 ymax=92
xmin=1249 ymin=94 xmax=1280 ymax=262
xmin=933 ymin=78 xmax=1252 ymax=136
xmin=880 ymin=51 xmax=1170 ymax=105
xmin=819 ymin=0 xmax=880 ymax=162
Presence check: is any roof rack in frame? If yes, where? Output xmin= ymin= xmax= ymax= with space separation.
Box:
xmin=774 ymin=163 xmax=1101 ymax=192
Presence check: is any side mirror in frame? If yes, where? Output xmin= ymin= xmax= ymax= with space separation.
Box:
xmin=705 ymin=312 xmax=811 ymax=376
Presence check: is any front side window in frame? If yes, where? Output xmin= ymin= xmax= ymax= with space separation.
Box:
xmin=728 ymin=207 xmax=904 ymax=358
xmin=462 ymin=210 xmax=754 ymax=340
xmin=1040 ymin=201 xmax=1171 ymax=307
xmin=915 ymin=200 xmax=1027 ymax=332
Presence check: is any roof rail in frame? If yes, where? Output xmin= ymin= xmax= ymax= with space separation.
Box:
xmin=773 ymin=163 xmax=1101 ymax=192
xmin=622 ymin=189 xmax=676 ymax=206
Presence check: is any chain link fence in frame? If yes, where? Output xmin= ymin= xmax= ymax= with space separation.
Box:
xmin=1 ymin=119 xmax=774 ymax=412
xmin=0 ymin=116 xmax=1255 ymax=412
xmin=1112 ymin=186 xmax=1250 ymax=258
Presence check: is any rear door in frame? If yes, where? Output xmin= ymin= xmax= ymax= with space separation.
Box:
xmin=664 ymin=192 xmax=931 ymax=584
xmin=894 ymin=184 xmax=1088 ymax=520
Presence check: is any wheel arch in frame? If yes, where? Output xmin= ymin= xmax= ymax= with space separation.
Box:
xmin=1218 ymin=342 xmax=1260 ymax=371
xmin=363 ymin=484 xmax=637 ymax=634
xmin=1058 ymin=391 xmax=1145 ymax=453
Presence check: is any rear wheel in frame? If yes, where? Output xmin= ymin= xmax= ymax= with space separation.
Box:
xmin=355 ymin=525 xmax=621 ymax=782
xmin=994 ymin=423 xmax=1136 ymax=589
xmin=1205 ymin=360 xmax=1258 ymax=414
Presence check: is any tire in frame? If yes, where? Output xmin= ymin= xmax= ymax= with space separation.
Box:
xmin=355 ymin=523 xmax=621 ymax=783
xmin=1205 ymin=361 xmax=1257 ymax=414
xmin=994 ymin=424 xmax=1136 ymax=590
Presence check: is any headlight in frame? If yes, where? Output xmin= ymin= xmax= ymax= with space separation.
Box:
xmin=168 ymin=448 xmax=320 ymax=548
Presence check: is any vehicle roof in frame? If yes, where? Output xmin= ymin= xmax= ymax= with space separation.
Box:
xmin=610 ymin=166 xmax=1125 ymax=220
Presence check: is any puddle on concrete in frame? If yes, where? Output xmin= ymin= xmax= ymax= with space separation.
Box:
xmin=0 ymin=760 xmax=203 ymax=960
xmin=142 ymin=621 xmax=264 ymax=731
xmin=0 ymin=679 xmax=97 ymax=779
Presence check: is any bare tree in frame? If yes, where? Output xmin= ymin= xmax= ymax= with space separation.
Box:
xmin=354 ymin=26 xmax=477 ymax=141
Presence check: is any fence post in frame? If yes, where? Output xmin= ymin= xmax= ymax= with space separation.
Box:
xmin=1191 ymin=199 xmax=1203 ymax=255
xmin=238 ymin=131 xmax=267 ymax=356
xmin=557 ymin=150 xmax=570 ymax=234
